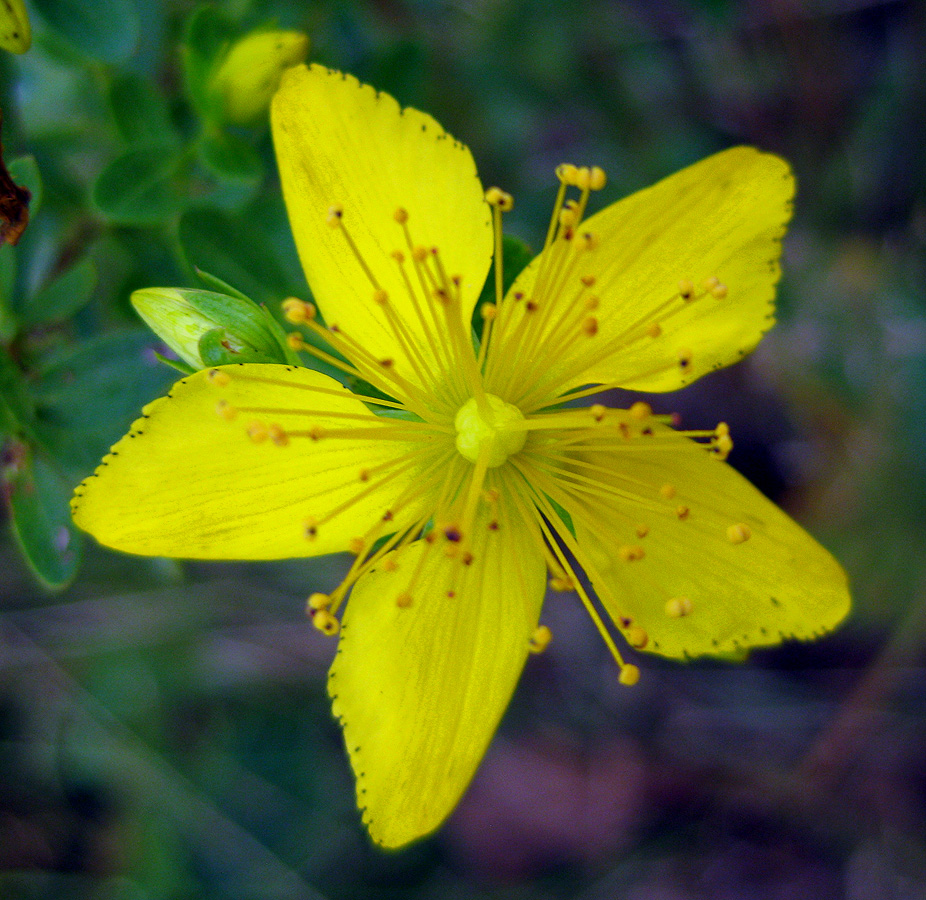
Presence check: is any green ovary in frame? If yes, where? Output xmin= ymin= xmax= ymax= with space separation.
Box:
xmin=454 ymin=394 xmax=527 ymax=468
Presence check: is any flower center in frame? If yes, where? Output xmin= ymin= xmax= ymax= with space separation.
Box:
xmin=454 ymin=394 xmax=526 ymax=467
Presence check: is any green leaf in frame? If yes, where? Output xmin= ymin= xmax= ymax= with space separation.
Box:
xmin=0 ymin=245 xmax=17 ymax=342
xmin=8 ymin=156 xmax=42 ymax=220
xmin=198 ymin=129 xmax=264 ymax=185
xmin=31 ymin=0 xmax=139 ymax=64
xmin=92 ymin=145 xmax=182 ymax=227
xmin=19 ymin=258 xmax=97 ymax=329
xmin=5 ymin=445 xmax=82 ymax=588
xmin=108 ymin=72 xmax=177 ymax=147
xmin=0 ymin=349 xmax=35 ymax=435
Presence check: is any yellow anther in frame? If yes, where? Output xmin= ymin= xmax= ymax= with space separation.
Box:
xmin=549 ymin=576 xmax=574 ymax=592
xmin=287 ymin=332 xmax=306 ymax=350
xmin=529 ymin=625 xmax=552 ymax=654
xmin=483 ymin=487 xmax=500 ymax=503
xmin=481 ymin=302 xmax=497 ymax=320
xmin=559 ymin=206 xmax=577 ymax=229
xmin=208 ymin=369 xmax=230 ymax=387
xmin=714 ymin=434 xmax=734 ymax=459
xmin=584 ymin=296 xmax=600 ymax=311
xmin=379 ymin=358 xmax=395 ymax=368
xmin=716 ymin=422 xmax=730 ymax=437
xmin=727 ymin=522 xmax=752 ymax=544
xmin=582 ymin=316 xmax=599 ymax=336
xmin=393 ymin=207 xmax=409 ymax=224
xmin=618 ymin=664 xmax=640 ymax=686
xmin=703 ymin=275 xmax=720 ymax=291
xmin=396 ymin=592 xmax=413 ymax=608
xmin=635 ymin=523 xmax=650 ymax=539
xmin=412 ymin=245 xmax=429 ymax=262
xmin=461 ymin=551 xmax=474 ymax=566
xmin=391 ymin=249 xmax=405 ymax=263
xmin=709 ymin=281 xmax=728 ymax=299
xmin=382 ymin=557 xmax=398 ymax=573
xmin=580 ymin=232 xmax=600 ymax=251
xmin=574 ymin=166 xmax=591 ymax=190
xmin=268 ymin=424 xmax=289 ymax=447
xmin=348 ymin=537 xmax=365 ymax=556
xmin=359 ymin=469 xmax=370 ymax=482
xmin=372 ymin=289 xmax=389 ymax=305
xmin=282 ymin=297 xmax=308 ymax=323
xmin=307 ymin=592 xmax=330 ymax=611
xmin=630 ymin=401 xmax=651 ymax=420
xmin=556 ymin=163 xmax=579 ymax=184
xmin=665 ymin=596 xmax=693 ymax=618
xmin=247 ymin=421 xmax=268 ymax=443
xmin=590 ymin=404 xmax=607 ymax=422
xmin=659 ymin=483 xmax=676 ymax=500
xmin=581 ymin=275 xmax=596 ymax=288
xmin=589 ymin=166 xmax=607 ymax=190
xmin=676 ymin=348 xmax=693 ymax=368
xmin=627 ymin=624 xmax=649 ymax=649
xmin=676 ymin=504 xmax=690 ymax=520
xmin=326 ymin=204 xmax=343 ymax=227
xmin=647 ymin=322 xmax=662 ymax=338
xmin=484 ymin=186 xmax=505 ymax=205
xmin=309 ymin=425 xmax=325 ymax=440
xmin=619 ymin=545 xmax=646 ymax=562
xmin=678 ymin=279 xmax=695 ymax=300
xmin=215 ymin=400 xmax=237 ymax=421
xmin=313 ymin=609 xmax=340 ymax=636
xmin=303 ymin=518 xmax=318 ymax=540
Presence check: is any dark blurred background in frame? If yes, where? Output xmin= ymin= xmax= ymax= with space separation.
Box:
xmin=1 ymin=1 xmax=925 ymax=897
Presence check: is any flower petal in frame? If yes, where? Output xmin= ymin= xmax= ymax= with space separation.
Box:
xmin=329 ymin=492 xmax=546 ymax=847
xmin=272 ymin=65 xmax=492 ymax=389
xmin=71 ymin=365 xmax=434 ymax=559
xmin=505 ymin=148 xmax=793 ymax=403
xmin=547 ymin=428 xmax=849 ymax=659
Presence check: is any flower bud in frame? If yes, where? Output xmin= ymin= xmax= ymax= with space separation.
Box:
xmin=131 ymin=287 xmax=288 ymax=368
xmin=211 ymin=30 xmax=309 ymax=124
xmin=0 ymin=0 xmax=30 ymax=54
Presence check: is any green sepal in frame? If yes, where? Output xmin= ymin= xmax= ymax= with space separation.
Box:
xmin=197 ymin=327 xmax=282 ymax=366
xmin=153 ymin=351 xmax=196 ymax=375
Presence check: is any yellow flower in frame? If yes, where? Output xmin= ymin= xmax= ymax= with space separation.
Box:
xmin=71 ymin=64 xmax=850 ymax=848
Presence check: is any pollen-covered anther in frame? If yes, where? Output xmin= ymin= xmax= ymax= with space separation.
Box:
xmin=709 ymin=280 xmax=728 ymax=299
xmin=647 ymin=322 xmax=662 ymax=338
xmin=378 ymin=358 xmax=394 ymax=369
xmin=215 ymin=400 xmax=237 ymax=421
xmin=580 ymin=232 xmax=600 ymax=252
xmin=485 ymin=187 xmax=514 ymax=211
xmin=584 ymin=296 xmax=600 ymax=311
xmin=635 ymin=523 xmax=650 ymax=539
xmin=582 ymin=316 xmax=598 ymax=336
xmin=678 ymin=279 xmax=695 ymax=300
xmin=208 ymin=369 xmax=230 ymax=387
xmin=396 ymin=592 xmax=413 ymax=608
xmin=529 ymin=625 xmax=552 ymax=654
xmin=677 ymin=348 xmax=693 ymax=369
xmin=393 ymin=207 xmax=408 ymax=224
xmin=359 ymin=469 xmax=370 ymax=482
xmin=287 ymin=332 xmax=306 ymax=350
xmin=303 ymin=518 xmax=318 ymax=540
xmin=619 ymin=545 xmax=645 ymax=562
xmin=659 ymin=483 xmax=676 ymax=500
xmin=282 ymin=297 xmax=308 ymax=323
xmin=443 ymin=525 xmax=462 ymax=543
xmin=589 ymin=166 xmax=607 ymax=190
xmin=268 ymin=424 xmax=289 ymax=447
xmin=372 ymin=289 xmax=389 ymax=305
xmin=676 ymin=504 xmax=690 ymax=520
xmin=619 ymin=664 xmax=641 ymax=687
xmin=590 ymin=404 xmax=607 ymax=422
xmin=348 ymin=537 xmax=365 ymax=556
xmin=247 ymin=421 xmax=268 ymax=443
xmin=574 ymin=166 xmax=591 ymax=190
xmin=627 ymin=624 xmax=649 ymax=649
xmin=312 ymin=609 xmax=340 ymax=635
xmin=461 ymin=551 xmax=474 ymax=566
xmin=326 ymin=204 xmax=343 ymax=228
xmin=412 ymin=245 xmax=428 ymax=262
xmin=714 ymin=433 xmax=734 ymax=460
xmin=309 ymin=426 xmax=325 ymax=441
xmin=727 ymin=522 xmax=752 ymax=544
xmin=307 ymin=592 xmax=330 ymax=612
xmin=390 ymin=249 xmax=405 ymax=263
xmin=556 ymin=163 xmax=579 ymax=184
xmin=665 ymin=596 xmax=693 ymax=618
xmin=481 ymin=302 xmax=497 ymax=321
xmin=559 ymin=206 xmax=578 ymax=229
xmin=525 ymin=300 xmax=539 ymax=313
xmin=581 ymin=275 xmax=596 ymax=288
xmin=630 ymin=401 xmax=651 ymax=421
xmin=382 ymin=557 xmax=398 ymax=573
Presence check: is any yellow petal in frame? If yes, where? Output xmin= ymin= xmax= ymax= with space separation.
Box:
xmin=71 ymin=365 xmax=436 ymax=559
xmin=547 ymin=427 xmax=849 ymax=659
xmin=272 ymin=65 xmax=492 ymax=390
xmin=506 ymin=148 xmax=793 ymax=403
xmin=329 ymin=493 xmax=546 ymax=847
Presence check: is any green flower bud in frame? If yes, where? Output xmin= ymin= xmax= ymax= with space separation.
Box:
xmin=211 ymin=30 xmax=309 ymax=124
xmin=0 ymin=0 xmax=30 ymax=54
xmin=131 ymin=287 xmax=288 ymax=369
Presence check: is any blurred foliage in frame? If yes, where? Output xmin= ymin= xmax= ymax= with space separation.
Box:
xmin=0 ymin=0 xmax=924 ymax=898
